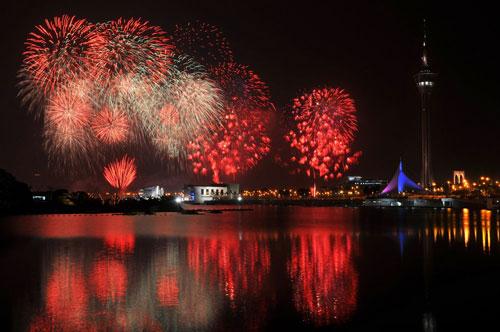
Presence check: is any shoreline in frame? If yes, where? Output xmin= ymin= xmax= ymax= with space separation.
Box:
xmin=1 ymin=200 xmax=497 ymax=217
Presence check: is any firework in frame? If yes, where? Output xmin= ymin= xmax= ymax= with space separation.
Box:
xmin=171 ymin=21 xmax=233 ymax=67
xmin=212 ymin=62 xmax=271 ymax=110
xmin=91 ymin=107 xmax=130 ymax=144
xmin=94 ymin=18 xmax=173 ymax=85
xmin=44 ymin=86 xmax=95 ymax=165
xmin=91 ymin=18 xmax=174 ymax=130
xmin=19 ymin=15 xmax=102 ymax=108
xmin=151 ymin=72 xmax=223 ymax=158
xmin=188 ymin=63 xmax=273 ymax=183
xmin=285 ymin=87 xmax=361 ymax=184
xmin=133 ymin=54 xmax=223 ymax=159
xmin=19 ymin=16 xmax=279 ymax=182
xmin=103 ymin=155 xmax=137 ymax=192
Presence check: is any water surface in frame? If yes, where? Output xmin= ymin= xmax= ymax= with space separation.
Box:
xmin=0 ymin=206 xmax=499 ymax=331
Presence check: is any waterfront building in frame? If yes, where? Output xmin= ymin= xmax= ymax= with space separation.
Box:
xmin=184 ymin=183 xmax=240 ymax=203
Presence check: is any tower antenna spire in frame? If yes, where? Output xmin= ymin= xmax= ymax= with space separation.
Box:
xmin=421 ymin=18 xmax=428 ymax=68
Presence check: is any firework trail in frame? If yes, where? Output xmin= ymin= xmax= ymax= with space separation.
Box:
xmin=285 ymin=87 xmax=361 ymax=183
xmin=188 ymin=63 xmax=274 ymax=183
xmin=103 ymin=155 xmax=137 ymax=192
xmin=171 ymin=21 xmax=234 ymax=67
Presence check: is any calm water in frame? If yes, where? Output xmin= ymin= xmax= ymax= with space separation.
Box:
xmin=0 ymin=206 xmax=499 ymax=331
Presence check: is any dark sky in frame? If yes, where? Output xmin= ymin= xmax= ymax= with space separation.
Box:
xmin=1 ymin=0 xmax=499 ymax=190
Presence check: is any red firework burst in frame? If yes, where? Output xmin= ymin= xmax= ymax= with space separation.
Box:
xmin=211 ymin=63 xmax=271 ymax=110
xmin=188 ymin=63 xmax=273 ymax=183
xmin=91 ymin=107 xmax=130 ymax=144
xmin=95 ymin=18 xmax=174 ymax=84
xmin=44 ymin=87 xmax=93 ymax=156
xmin=20 ymin=15 xmax=102 ymax=98
xmin=285 ymin=87 xmax=361 ymax=182
xmin=103 ymin=155 xmax=137 ymax=192
xmin=171 ymin=21 xmax=234 ymax=67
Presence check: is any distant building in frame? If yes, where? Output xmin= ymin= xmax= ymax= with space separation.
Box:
xmin=138 ymin=186 xmax=164 ymax=199
xmin=184 ymin=184 xmax=240 ymax=203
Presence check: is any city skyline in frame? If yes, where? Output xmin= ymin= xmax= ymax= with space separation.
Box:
xmin=1 ymin=1 xmax=499 ymax=191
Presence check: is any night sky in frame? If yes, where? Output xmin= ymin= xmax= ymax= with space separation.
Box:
xmin=1 ymin=0 xmax=499 ymax=190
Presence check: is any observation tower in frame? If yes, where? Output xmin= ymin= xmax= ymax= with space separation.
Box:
xmin=414 ymin=19 xmax=437 ymax=189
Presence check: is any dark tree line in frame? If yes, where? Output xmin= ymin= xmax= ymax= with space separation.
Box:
xmin=0 ymin=168 xmax=32 ymax=213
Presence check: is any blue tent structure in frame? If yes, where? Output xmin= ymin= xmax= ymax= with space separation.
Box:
xmin=381 ymin=160 xmax=422 ymax=194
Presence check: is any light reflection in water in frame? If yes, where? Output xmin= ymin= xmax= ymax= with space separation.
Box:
xmin=288 ymin=232 xmax=358 ymax=326
xmin=44 ymin=252 xmax=89 ymax=331
xmin=463 ymin=209 xmax=470 ymax=247
xmin=91 ymin=258 xmax=128 ymax=302
xmin=1 ymin=208 xmax=496 ymax=331
xmin=421 ymin=209 xmax=496 ymax=254
xmin=187 ymin=235 xmax=272 ymax=303
xmin=187 ymin=234 xmax=275 ymax=330
xmin=14 ymin=211 xmax=362 ymax=330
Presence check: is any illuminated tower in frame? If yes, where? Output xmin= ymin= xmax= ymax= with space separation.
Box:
xmin=414 ymin=19 xmax=437 ymax=189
